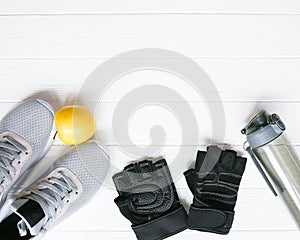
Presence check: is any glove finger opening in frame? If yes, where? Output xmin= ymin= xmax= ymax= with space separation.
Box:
xmin=220 ymin=150 xmax=237 ymax=169
xmin=234 ymin=156 xmax=247 ymax=176
xmin=195 ymin=151 xmax=207 ymax=172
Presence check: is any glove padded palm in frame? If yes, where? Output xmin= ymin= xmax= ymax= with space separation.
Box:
xmin=114 ymin=159 xmax=187 ymax=240
xmin=184 ymin=146 xmax=247 ymax=234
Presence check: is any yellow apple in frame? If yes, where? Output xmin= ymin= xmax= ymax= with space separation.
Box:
xmin=54 ymin=105 xmax=96 ymax=145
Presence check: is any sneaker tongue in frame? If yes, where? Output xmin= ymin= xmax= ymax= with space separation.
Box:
xmin=11 ymin=199 xmax=47 ymax=237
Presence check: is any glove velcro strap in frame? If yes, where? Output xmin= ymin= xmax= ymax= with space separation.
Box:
xmin=187 ymin=205 xmax=234 ymax=235
xmin=132 ymin=206 xmax=187 ymax=240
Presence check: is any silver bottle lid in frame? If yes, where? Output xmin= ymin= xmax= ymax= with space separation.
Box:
xmin=241 ymin=110 xmax=286 ymax=149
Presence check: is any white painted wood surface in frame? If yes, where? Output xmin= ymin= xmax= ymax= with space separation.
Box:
xmin=1 ymin=0 xmax=300 ymax=14
xmin=0 ymin=1 xmax=299 ymax=239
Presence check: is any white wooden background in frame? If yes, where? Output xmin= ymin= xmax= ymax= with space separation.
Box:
xmin=1 ymin=1 xmax=300 ymax=239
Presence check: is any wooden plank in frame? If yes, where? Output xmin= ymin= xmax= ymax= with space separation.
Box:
xmin=0 ymin=15 xmax=299 ymax=58
xmin=0 ymin=59 xmax=299 ymax=102
xmin=0 ymin=101 xmax=299 ymax=145
xmin=78 ymin=101 xmax=300 ymax=145
xmin=1 ymin=0 xmax=300 ymax=15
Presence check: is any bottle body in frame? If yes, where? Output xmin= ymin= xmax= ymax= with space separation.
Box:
xmin=253 ymin=134 xmax=300 ymax=227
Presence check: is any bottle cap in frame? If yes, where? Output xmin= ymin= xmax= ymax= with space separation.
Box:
xmin=241 ymin=110 xmax=285 ymax=149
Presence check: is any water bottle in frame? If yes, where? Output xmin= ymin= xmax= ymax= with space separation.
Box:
xmin=242 ymin=110 xmax=300 ymax=229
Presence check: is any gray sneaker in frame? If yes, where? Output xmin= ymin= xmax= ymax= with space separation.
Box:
xmin=0 ymin=99 xmax=55 ymax=207
xmin=10 ymin=141 xmax=110 ymax=239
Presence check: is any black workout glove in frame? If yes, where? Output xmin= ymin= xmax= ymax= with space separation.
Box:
xmin=113 ymin=159 xmax=187 ymax=240
xmin=184 ymin=146 xmax=247 ymax=234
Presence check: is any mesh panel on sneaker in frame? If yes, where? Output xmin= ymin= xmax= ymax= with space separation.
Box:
xmin=0 ymin=100 xmax=54 ymax=164
xmin=52 ymin=141 xmax=110 ymax=223
xmin=0 ymin=100 xmax=54 ymax=205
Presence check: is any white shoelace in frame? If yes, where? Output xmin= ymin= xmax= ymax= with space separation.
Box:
xmin=0 ymin=136 xmax=27 ymax=190
xmin=17 ymin=173 xmax=77 ymax=237
xmin=24 ymin=173 xmax=77 ymax=221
